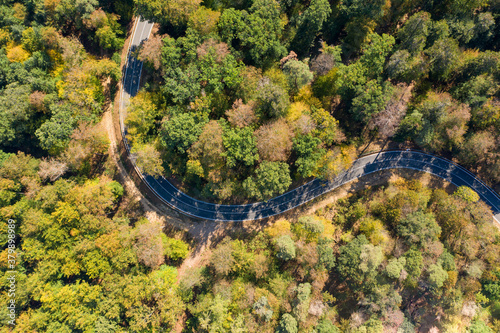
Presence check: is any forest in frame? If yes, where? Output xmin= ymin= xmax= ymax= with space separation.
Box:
xmin=0 ymin=0 xmax=499 ymax=332
xmin=125 ymin=0 xmax=500 ymax=203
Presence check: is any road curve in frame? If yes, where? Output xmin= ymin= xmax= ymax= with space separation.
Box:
xmin=118 ymin=17 xmax=500 ymax=224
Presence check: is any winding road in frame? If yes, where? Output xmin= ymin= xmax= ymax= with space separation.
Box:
xmin=119 ymin=18 xmax=500 ymax=224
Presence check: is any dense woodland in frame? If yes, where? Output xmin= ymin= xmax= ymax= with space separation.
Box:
xmin=0 ymin=0 xmax=500 ymax=332
xmin=180 ymin=180 xmax=500 ymax=332
xmin=127 ymin=0 xmax=500 ymax=203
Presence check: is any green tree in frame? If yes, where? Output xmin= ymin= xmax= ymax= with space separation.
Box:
xmin=427 ymin=263 xmax=448 ymax=289
xmin=275 ymin=235 xmax=296 ymax=261
xmin=160 ymin=113 xmax=206 ymax=154
xmin=351 ymin=80 xmax=393 ymax=122
xmin=243 ymin=161 xmax=292 ymax=200
xmin=135 ymin=0 xmax=201 ymax=28
xmin=276 ymin=313 xmax=298 ymax=333
xmin=385 ymin=257 xmax=406 ymax=280
xmin=396 ymin=12 xmax=431 ymax=54
xmin=426 ymin=37 xmax=460 ymax=81
xmin=415 ymin=92 xmax=470 ymax=152
xmin=232 ymin=0 xmax=286 ymax=66
xmin=282 ymin=59 xmax=313 ymax=93
xmin=317 ymin=239 xmax=336 ymax=270
xmin=339 ymin=0 xmax=386 ymax=20
xmin=396 ymin=210 xmax=441 ymax=248
xmin=337 ymin=235 xmax=376 ymax=290
xmin=291 ymin=0 xmax=331 ymax=56
xmin=359 ymin=33 xmax=395 ymax=79
xmin=256 ymin=78 xmax=290 ymax=119
xmin=453 ymin=186 xmax=480 ymax=203
xmin=222 ymin=126 xmax=259 ymax=168
xmin=293 ymin=134 xmax=325 ymax=178
xmin=468 ymin=320 xmax=494 ymax=333
xmin=404 ymin=247 xmax=424 ymax=282
xmin=163 ymin=65 xmax=201 ymax=105
xmin=0 ymin=83 xmax=31 ymax=146
xmin=316 ymin=319 xmax=340 ymax=333
xmin=36 ymin=103 xmax=76 ymax=152
xmin=386 ymin=50 xmax=427 ymax=83
xmin=161 ymin=234 xmax=189 ymax=261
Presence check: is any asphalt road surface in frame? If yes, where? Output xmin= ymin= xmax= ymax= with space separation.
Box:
xmin=120 ymin=17 xmax=500 ymax=224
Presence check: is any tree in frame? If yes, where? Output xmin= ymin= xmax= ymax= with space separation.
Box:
xmin=444 ymin=0 xmax=489 ymax=15
xmin=404 ymin=247 xmax=424 ymax=282
xmin=38 ymin=158 xmax=68 ymax=182
xmin=386 ymin=257 xmax=406 ymax=280
xmin=291 ymin=0 xmax=331 ymax=56
xmin=210 ymin=238 xmax=234 ymax=276
xmin=386 ymin=50 xmax=412 ymax=82
xmin=282 ymin=59 xmax=314 ymax=93
xmin=138 ymin=33 xmax=163 ymax=70
xmin=317 ymin=240 xmax=336 ymax=270
xmin=368 ymin=83 xmax=414 ymax=139
xmin=222 ymin=126 xmax=259 ymax=167
xmin=36 ymin=103 xmax=76 ymax=152
xmin=188 ymin=120 xmax=226 ymax=181
xmin=226 ymin=99 xmax=257 ymax=128
xmin=359 ymin=243 xmax=384 ymax=276
xmin=160 ymin=113 xmax=206 ymax=154
xmin=359 ymin=33 xmax=395 ymax=79
xmin=253 ymin=296 xmax=273 ymax=322
xmin=468 ymin=320 xmax=494 ymax=333
xmin=298 ymin=216 xmax=324 ymax=235
xmin=255 ymin=119 xmax=293 ymax=162
xmin=396 ymin=210 xmax=441 ymax=248
xmin=396 ymin=12 xmax=431 ymax=54
xmin=471 ymin=99 xmax=500 ymax=130
xmin=131 ymin=143 xmax=164 ymax=177
xmin=458 ymin=131 xmax=495 ymax=166
xmin=161 ymin=234 xmax=189 ymax=261
xmin=312 ymin=68 xmax=338 ymax=99
xmin=310 ymin=107 xmax=344 ymax=146
xmin=0 ymin=83 xmax=32 ymax=146
xmin=293 ymin=283 xmax=312 ymax=323
xmin=221 ymin=0 xmax=286 ymax=66
xmin=339 ymin=0 xmax=387 ymax=20
xmin=316 ymin=319 xmax=340 ymax=333
xmin=94 ymin=19 xmax=124 ymax=51
xmin=415 ymin=92 xmax=471 ymax=152
xmin=275 ymin=235 xmax=296 ymax=261
xmin=125 ymin=92 xmax=160 ymax=145
xmin=243 ymin=161 xmax=291 ymax=200
xmin=351 ymin=80 xmax=393 ymax=123
xmin=256 ymin=77 xmax=290 ymax=119
xmin=135 ymin=0 xmax=201 ymax=28
xmin=426 ymin=37 xmax=460 ymax=81
xmin=276 ymin=313 xmax=298 ymax=333
xmin=427 ymin=263 xmax=448 ymax=289
xmin=311 ymin=53 xmax=335 ymax=76
xmin=293 ymin=134 xmax=325 ymax=178
xmin=188 ymin=7 xmax=220 ymax=35
xmin=134 ymin=217 xmax=165 ymax=269
xmin=163 ymin=65 xmax=201 ymax=105
xmin=337 ymin=235 xmax=377 ymax=290
xmin=453 ymin=186 xmax=480 ymax=203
